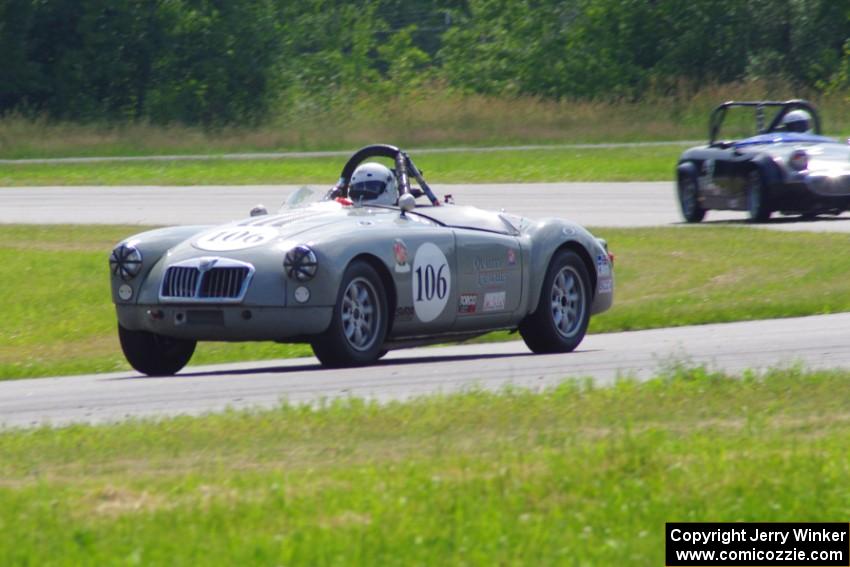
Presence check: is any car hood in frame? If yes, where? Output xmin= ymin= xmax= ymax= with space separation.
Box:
xmin=734 ymin=132 xmax=837 ymax=148
xmin=737 ymin=139 xmax=850 ymax=174
xmin=792 ymin=144 xmax=850 ymax=174
xmin=162 ymin=201 xmax=422 ymax=262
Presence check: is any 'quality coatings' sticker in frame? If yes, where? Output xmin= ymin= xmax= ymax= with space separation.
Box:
xmin=195 ymin=227 xmax=278 ymax=251
xmin=412 ymin=242 xmax=450 ymax=322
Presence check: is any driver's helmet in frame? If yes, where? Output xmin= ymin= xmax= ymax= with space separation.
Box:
xmin=349 ymin=162 xmax=398 ymax=206
xmin=782 ymin=109 xmax=812 ymax=133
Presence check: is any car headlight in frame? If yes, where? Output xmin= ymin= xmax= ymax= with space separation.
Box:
xmin=789 ymin=149 xmax=808 ymax=171
xmin=284 ymin=245 xmax=318 ymax=281
xmin=109 ymin=244 xmax=143 ymax=280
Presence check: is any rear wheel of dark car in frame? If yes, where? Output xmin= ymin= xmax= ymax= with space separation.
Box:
xmin=519 ymin=249 xmax=591 ymax=354
xmin=746 ymin=170 xmax=772 ymax=222
xmin=311 ymin=260 xmax=388 ymax=367
xmin=677 ymin=171 xmax=706 ymax=223
xmin=118 ymin=324 xmax=196 ymax=376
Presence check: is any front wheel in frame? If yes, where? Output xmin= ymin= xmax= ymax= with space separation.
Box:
xmin=311 ymin=261 xmax=388 ymax=367
xmin=678 ymin=171 xmax=706 ymax=223
xmin=519 ymin=249 xmax=591 ymax=354
xmin=118 ymin=324 xmax=196 ymax=376
xmin=746 ymin=170 xmax=772 ymax=222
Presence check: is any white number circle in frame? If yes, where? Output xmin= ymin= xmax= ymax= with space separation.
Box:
xmin=412 ymin=242 xmax=450 ymax=323
xmin=195 ymin=227 xmax=278 ymax=251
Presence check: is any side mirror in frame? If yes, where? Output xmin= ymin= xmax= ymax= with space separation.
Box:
xmin=250 ymin=204 xmax=268 ymax=217
xmin=398 ymin=193 xmax=416 ymax=216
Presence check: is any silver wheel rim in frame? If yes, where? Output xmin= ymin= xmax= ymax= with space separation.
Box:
xmin=340 ymin=277 xmax=380 ymax=351
xmin=549 ymin=266 xmax=585 ymax=339
xmin=681 ymin=177 xmax=697 ymax=215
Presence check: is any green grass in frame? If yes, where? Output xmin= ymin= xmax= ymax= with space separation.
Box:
xmin=1 ymin=366 xmax=849 ymax=565
xmin=2 ymin=83 xmax=849 ymax=159
xmin=2 ymin=225 xmax=850 ymax=380
xmin=0 ymin=145 xmax=686 ymax=186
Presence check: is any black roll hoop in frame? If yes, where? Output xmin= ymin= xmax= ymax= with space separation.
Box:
xmin=331 ymin=144 xmax=439 ymax=205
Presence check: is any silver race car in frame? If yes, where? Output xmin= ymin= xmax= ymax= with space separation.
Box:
xmin=109 ymin=145 xmax=614 ymax=374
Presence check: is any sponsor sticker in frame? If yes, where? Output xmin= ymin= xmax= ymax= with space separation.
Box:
xmin=458 ymin=293 xmax=477 ymax=314
xmin=478 ymin=270 xmax=507 ymax=287
xmin=412 ymin=242 xmax=451 ymax=322
xmin=196 ymin=227 xmax=278 ymax=251
xmin=473 ymin=256 xmax=503 ymax=270
xmin=483 ymin=291 xmax=506 ymax=312
xmin=507 ymin=248 xmax=517 ymax=266
xmin=596 ymin=254 xmax=611 ymax=277
xmin=598 ymin=279 xmax=612 ymax=294
xmin=393 ymin=239 xmax=410 ymax=273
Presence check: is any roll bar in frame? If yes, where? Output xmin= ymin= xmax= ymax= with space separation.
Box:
xmin=708 ymin=99 xmax=821 ymax=144
xmin=331 ymin=144 xmax=439 ymax=205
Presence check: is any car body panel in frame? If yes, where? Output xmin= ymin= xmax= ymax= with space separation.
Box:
xmin=112 ymin=198 xmax=613 ymax=346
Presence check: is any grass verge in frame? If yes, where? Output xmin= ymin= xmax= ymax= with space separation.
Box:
xmin=1 ymin=366 xmax=849 ymax=565
xmin=0 ymin=145 xmax=685 ymax=185
xmin=1 ymin=83 xmax=849 ymax=158
xmin=2 ymin=225 xmax=849 ymax=380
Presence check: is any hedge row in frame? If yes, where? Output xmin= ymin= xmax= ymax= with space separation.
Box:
xmin=1 ymin=0 xmax=848 ymax=125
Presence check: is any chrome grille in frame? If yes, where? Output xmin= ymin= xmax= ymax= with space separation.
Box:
xmin=199 ymin=267 xmax=250 ymax=298
xmin=162 ymin=266 xmax=200 ymax=298
xmin=160 ymin=258 xmax=254 ymax=303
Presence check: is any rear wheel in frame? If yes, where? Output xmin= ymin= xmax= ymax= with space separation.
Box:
xmin=311 ymin=261 xmax=388 ymax=367
xmin=519 ymin=250 xmax=591 ymax=354
xmin=118 ymin=324 xmax=196 ymax=376
xmin=678 ymin=171 xmax=705 ymax=223
xmin=746 ymin=170 xmax=772 ymax=222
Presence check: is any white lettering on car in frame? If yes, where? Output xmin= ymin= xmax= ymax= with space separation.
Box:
xmin=195 ymin=227 xmax=278 ymax=251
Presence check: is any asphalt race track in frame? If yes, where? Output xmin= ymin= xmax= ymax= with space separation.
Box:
xmin=4 ymin=182 xmax=850 ymax=230
xmin=1 ymin=313 xmax=848 ymax=428
xmin=2 ymin=182 xmax=849 ymax=427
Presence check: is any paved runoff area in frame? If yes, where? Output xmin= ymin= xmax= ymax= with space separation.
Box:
xmin=4 ymin=182 xmax=850 ymax=231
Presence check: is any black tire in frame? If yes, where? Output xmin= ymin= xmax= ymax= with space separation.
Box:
xmin=519 ymin=249 xmax=592 ymax=354
xmin=311 ymin=261 xmax=388 ymax=367
xmin=746 ymin=169 xmax=772 ymax=222
xmin=118 ymin=324 xmax=196 ymax=376
xmin=678 ymin=171 xmax=706 ymax=223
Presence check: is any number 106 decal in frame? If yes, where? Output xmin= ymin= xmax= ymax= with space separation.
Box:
xmin=412 ymin=242 xmax=451 ymax=322
xmin=196 ymin=227 xmax=279 ymax=251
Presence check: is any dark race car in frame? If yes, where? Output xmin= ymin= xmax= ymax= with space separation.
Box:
xmin=676 ymin=99 xmax=850 ymax=222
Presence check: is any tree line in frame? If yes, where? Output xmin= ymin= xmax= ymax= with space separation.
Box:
xmin=1 ymin=0 xmax=848 ymax=125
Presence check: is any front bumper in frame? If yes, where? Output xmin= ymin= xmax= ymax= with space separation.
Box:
xmin=116 ymin=304 xmax=333 ymax=342
xmin=770 ymin=175 xmax=850 ymax=213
